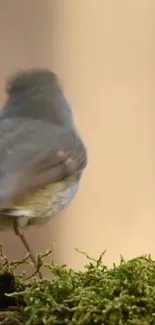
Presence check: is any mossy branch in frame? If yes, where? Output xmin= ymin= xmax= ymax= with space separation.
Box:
xmin=0 ymin=244 xmax=154 ymax=324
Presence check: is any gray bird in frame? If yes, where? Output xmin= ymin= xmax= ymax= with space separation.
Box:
xmin=0 ymin=68 xmax=87 ymax=277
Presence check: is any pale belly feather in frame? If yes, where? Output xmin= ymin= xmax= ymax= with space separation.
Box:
xmin=0 ymin=174 xmax=80 ymax=230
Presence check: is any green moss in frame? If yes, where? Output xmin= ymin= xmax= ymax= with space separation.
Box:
xmin=0 ymin=246 xmax=155 ymax=325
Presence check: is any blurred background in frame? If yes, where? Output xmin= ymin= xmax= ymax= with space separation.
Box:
xmin=0 ymin=0 xmax=155 ymax=273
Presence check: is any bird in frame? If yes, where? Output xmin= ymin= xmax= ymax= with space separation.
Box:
xmin=0 ymin=68 xmax=87 ymax=278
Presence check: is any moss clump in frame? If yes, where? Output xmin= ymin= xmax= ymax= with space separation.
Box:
xmin=0 ymin=246 xmax=155 ymax=325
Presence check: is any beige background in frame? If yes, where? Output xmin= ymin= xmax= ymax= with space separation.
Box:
xmin=0 ymin=0 xmax=155 ymax=274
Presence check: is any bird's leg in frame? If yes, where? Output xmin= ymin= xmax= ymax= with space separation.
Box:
xmin=13 ymin=222 xmax=43 ymax=279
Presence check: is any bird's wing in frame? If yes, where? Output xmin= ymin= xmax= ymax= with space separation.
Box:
xmin=0 ymin=118 xmax=87 ymax=208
